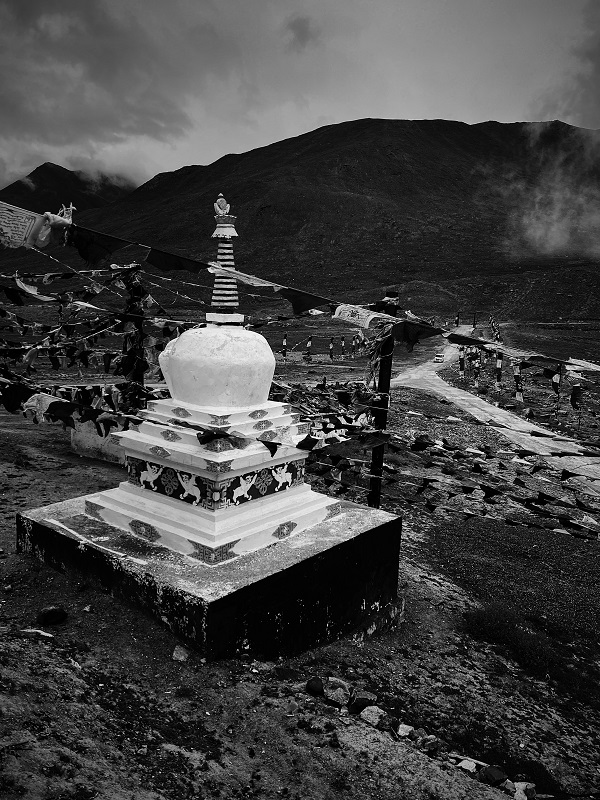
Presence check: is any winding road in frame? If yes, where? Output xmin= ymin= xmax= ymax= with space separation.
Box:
xmin=391 ymin=327 xmax=600 ymax=484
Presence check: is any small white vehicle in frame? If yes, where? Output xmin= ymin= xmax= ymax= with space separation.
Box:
xmin=433 ymin=353 xmax=445 ymax=363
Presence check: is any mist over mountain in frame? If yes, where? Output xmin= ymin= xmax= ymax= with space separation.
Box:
xmin=0 ymin=162 xmax=137 ymax=214
xmin=2 ymin=119 xmax=600 ymax=321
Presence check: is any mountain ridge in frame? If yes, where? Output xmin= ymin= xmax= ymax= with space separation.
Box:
xmin=0 ymin=162 xmax=137 ymax=214
xmin=1 ymin=118 xmax=599 ymax=321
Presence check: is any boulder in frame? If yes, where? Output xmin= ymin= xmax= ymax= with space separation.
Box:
xmin=477 ymin=765 xmax=509 ymax=786
xmin=348 ymin=689 xmax=378 ymax=714
xmin=324 ymin=686 xmax=350 ymax=708
xmin=359 ymin=705 xmax=389 ymax=729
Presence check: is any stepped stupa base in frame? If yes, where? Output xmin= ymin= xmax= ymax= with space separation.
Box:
xmin=84 ymin=481 xmax=339 ymax=560
xmin=16 ymin=498 xmax=403 ymax=659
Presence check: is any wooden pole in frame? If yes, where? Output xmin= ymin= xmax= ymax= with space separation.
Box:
xmin=122 ymin=269 xmax=146 ymax=387
xmin=554 ymin=364 xmax=562 ymax=417
xmin=367 ymin=332 xmax=395 ymax=508
xmin=131 ymin=315 xmax=146 ymax=386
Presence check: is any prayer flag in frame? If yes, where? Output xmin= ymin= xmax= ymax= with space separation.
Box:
xmin=145 ymin=248 xmax=213 ymax=273
xmin=570 ymin=385 xmax=582 ymax=409
xmin=14 ymin=278 xmax=57 ymax=303
xmin=0 ymin=201 xmax=47 ymax=249
xmin=67 ymin=224 xmax=133 ymax=266
xmin=333 ymin=304 xmax=393 ymax=329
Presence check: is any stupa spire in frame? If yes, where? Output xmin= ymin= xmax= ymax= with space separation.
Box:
xmin=206 ymin=193 xmax=244 ymax=325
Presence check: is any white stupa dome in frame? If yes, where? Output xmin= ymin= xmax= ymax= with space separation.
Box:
xmin=158 ymin=326 xmax=276 ymax=408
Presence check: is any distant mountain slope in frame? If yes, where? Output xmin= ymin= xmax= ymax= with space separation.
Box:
xmin=0 ymin=162 xmax=136 ymax=214
xmin=2 ymin=119 xmax=599 ymax=321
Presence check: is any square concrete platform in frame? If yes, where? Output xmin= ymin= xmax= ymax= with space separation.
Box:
xmin=16 ymin=499 xmax=402 ymax=659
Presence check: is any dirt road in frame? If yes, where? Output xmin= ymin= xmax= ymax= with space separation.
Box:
xmin=391 ymin=330 xmax=600 ymax=489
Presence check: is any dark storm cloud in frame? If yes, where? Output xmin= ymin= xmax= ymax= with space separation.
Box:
xmin=283 ymin=14 xmax=320 ymax=53
xmin=537 ymin=0 xmax=600 ymax=129
xmin=0 ymin=0 xmax=238 ymax=146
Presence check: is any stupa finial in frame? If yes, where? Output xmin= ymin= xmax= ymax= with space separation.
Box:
xmin=214 ymin=193 xmax=230 ymax=216
xmin=207 ymin=194 xmax=243 ymax=324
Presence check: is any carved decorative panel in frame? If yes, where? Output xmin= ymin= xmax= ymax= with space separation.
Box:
xmin=125 ymin=457 xmax=304 ymax=511
xmin=257 ymin=430 xmax=277 ymax=441
xmin=209 ymin=414 xmax=230 ymax=426
xmin=127 ymin=457 xmax=210 ymax=508
xmin=248 ymin=409 xmax=268 ymax=419
xmin=205 ymin=460 xmax=233 ymax=474
xmin=188 ymin=539 xmax=240 ymax=564
xmin=148 ymin=445 xmax=171 ymax=459
xmin=272 ymin=521 xmax=297 ymax=540
xmin=253 ymin=420 xmax=273 ymax=430
xmin=129 ymin=519 xmax=160 ymax=542
xmin=160 ymin=429 xmax=182 ymax=442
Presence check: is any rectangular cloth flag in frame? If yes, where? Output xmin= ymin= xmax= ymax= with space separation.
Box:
xmin=333 ymin=304 xmax=397 ymax=329
xmin=543 ymin=365 xmax=562 ymax=395
xmin=145 ymin=248 xmax=213 ymax=273
xmin=67 ymin=225 xmax=134 ymax=266
xmin=0 ymin=201 xmax=48 ymax=249
xmin=570 ymin=385 xmax=583 ymax=409
xmin=14 ymin=278 xmax=57 ymax=303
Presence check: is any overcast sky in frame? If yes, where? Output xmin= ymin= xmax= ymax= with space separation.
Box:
xmin=0 ymin=0 xmax=596 ymax=188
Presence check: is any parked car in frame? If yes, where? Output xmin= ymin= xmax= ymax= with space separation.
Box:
xmin=433 ymin=352 xmax=445 ymax=363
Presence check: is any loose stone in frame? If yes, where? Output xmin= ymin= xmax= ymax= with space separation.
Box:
xmin=172 ymin=645 xmax=190 ymax=662
xmin=348 ymin=689 xmax=378 ymax=714
xmin=359 ymin=705 xmax=388 ymax=728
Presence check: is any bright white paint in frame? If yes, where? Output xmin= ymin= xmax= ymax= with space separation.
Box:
xmin=159 ymin=326 xmax=276 ymax=408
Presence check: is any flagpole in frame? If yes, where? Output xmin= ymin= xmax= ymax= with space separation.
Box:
xmin=367 ymin=332 xmax=394 ymax=509
xmin=367 ymin=289 xmax=399 ymax=509
xmin=123 ymin=270 xmax=146 ymax=387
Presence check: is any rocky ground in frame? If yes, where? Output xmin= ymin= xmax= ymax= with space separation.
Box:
xmin=1 ymin=349 xmax=600 ymax=799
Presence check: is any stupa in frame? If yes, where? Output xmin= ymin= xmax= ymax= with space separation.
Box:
xmin=16 ymin=196 xmax=403 ymax=658
xmin=80 ymin=194 xmax=339 ymax=563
